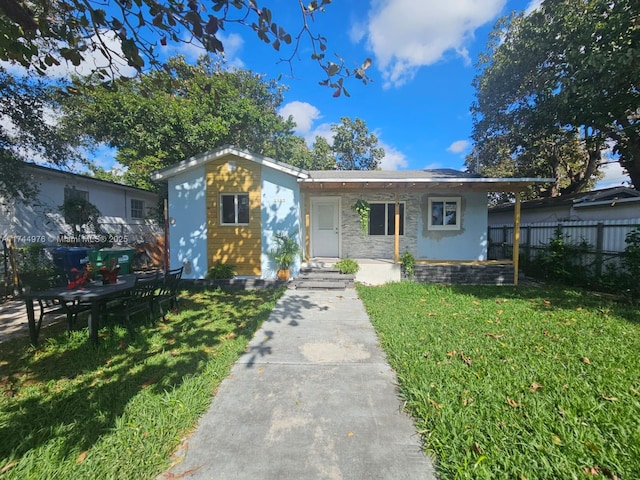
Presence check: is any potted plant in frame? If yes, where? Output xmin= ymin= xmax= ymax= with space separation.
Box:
xmin=271 ymin=232 xmax=301 ymax=281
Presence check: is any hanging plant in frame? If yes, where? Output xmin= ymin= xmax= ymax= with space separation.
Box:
xmin=351 ymin=199 xmax=370 ymax=234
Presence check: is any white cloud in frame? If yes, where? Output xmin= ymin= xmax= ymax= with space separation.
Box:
xmin=525 ymin=0 xmax=543 ymax=14
xmin=365 ymin=0 xmax=506 ymax=87
xmin=349 ymin=21 xmax=367 ymax=43
xmin=279 ymin=101 xmax=321 ymax=135
xmin=379 ymin=142 xmax=408 ymax=170
xmin=595 ymin=162 xmax=631 ymax=189
xmin=278 ymin=101 xmax=334 ymax=146
xmin=447 ymin=139 xmax=470 ymax=154
xmin=310 ymin=123 xmax=334 ymax=146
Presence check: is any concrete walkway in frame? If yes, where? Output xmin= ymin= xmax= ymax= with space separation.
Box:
xmin=159 ymin=289 xmax=436 ymax=480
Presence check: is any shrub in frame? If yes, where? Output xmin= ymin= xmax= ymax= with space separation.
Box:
xmin=400 ymin=251 xmax=415 ymax=279
xmin=335 ymin=258 xmax=359 ymax=274
xmin=207 ymin=262 xmax=235 ymax=279
xmin=531 ymin=228 xmax=593 ymax=285
xmin=622 ymin=226 xmax=640 ymax=301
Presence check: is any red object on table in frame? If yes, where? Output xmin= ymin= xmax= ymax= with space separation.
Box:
xmin=99 ymin=266 xmax=120 ymax=284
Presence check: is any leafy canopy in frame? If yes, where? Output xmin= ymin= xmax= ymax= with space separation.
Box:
xmin=331 ymin=117 xmax=384 ymax=170
xmin=59 ymin=56 xmax=299 ymax=189
xmin=0 ymin=0 xmax=372 ymax=97
xmin=0 ymin=69 xmax=80 ymax=201
xmin=468 ymin=0 xmax=639 ymax=196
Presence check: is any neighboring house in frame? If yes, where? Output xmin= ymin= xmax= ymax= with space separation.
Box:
xmin=488 ymin=187 xmax=640 ymax=225
xmin=152 ymin=146 xmax=552 ymax=284
xmin=487 ymin=187 xmax=640 ymax=264
xmin=0 ymin=163 xmax=160 ymax=247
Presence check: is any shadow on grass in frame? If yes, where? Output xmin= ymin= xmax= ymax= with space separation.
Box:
xmin=0 ymin=287 xmax=284 ymax=467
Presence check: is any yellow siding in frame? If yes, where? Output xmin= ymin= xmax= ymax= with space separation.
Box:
xmin=206 ymin=155 xmax=262 ymax=276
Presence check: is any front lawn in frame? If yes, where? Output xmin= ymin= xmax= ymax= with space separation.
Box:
xmin=358 ymin=282 xmax=640 ymax=480
xmin=0 ymin=287 xmax=284 ymax=479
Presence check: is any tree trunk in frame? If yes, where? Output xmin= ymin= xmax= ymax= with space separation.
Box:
xmin=618 ymin=132 xmax=640 ymax=190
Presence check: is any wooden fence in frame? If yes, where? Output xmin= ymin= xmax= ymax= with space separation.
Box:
xmin=488 ymin=218 xmax=640 ymax=275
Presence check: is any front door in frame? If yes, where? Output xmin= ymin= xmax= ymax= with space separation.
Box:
xmin=311 ymin=198 xmax=340 ymax=257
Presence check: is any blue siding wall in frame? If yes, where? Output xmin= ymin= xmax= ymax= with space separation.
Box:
xmin=416 ymin=192 xmax=488 ymax=261
xmin=260 ymin=167 xmax=302 ymax=279
xmin=168 ymin=166 xmax=208 ymax=279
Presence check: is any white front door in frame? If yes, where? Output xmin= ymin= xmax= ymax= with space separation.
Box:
xmin=311 ymin=198 xmax=340 ymax=257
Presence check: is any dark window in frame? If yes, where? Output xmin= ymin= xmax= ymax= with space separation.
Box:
xmin=221 ymin=193 xmax=250 ymax=225
xmin=64 ymin=187 xmax=88 ymax=201
xmin=369 ymin=203 xmax=386 ymax=235
xmin=63 ymin=187 xmax=89 ymax=224
xmin=131 ymin=199 xmax=145 ymax=219
xmin=386 ymin=203 xmax=404 ymax=235
xmin=369 ymin=202 xmax=404 ymax=236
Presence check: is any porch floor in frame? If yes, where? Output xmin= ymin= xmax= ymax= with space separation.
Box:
xmin=304 ymin=258 xmax=401 ymax=286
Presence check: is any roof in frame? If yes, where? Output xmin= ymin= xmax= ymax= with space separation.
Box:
xmin=151 ymin=145 xmax=554 ymax=192
xmin=26 ymin=163 xmax=156 ymax=195
xmin=306 ymin=168 xmax=482 ymax=180
xmin=489 ymin=186 xmax=640 ymax=212
xmin=151 ymin=145 xmax=309 ymax=181
xmin=302 ymin=169 xmax=554 ymax=192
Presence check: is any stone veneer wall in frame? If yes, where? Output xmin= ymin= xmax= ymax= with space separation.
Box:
xmin=410 ymin=263 xmax=516 ymax=285
xmin=340 ymin=192 xmax=419 ymax=259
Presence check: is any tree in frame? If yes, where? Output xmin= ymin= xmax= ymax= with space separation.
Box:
xmin=59 ymin=56 xmax=300 ymax=189
xmin=0 ymin=0 xmax=371 ymax=97
xmin=0 ymin=68 xmax=80 ymax=201
xmin=310 ymin=136 xmax=336 ymax=170
xmin=331 ymin=117 xmax=384 ymax=170
xmin=469 ymin=0 xmax=640 ymax=195
xmin=267 ymin=134 xmax=313 ymax=170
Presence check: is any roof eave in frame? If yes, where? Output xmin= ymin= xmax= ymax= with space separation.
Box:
xmin=151 ymin=145 xmax=309 ymax=181
xmin=298 ymin=177 xmax=555 ymax=186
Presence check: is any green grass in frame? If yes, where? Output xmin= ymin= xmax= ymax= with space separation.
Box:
xmin=357 ymin=282 xmax=640 ymax=480
xmin=0 ymin=287 xmax=284 ymax=479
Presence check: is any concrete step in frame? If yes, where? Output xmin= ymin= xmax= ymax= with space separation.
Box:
xmin=293 ymin=268 xmax=355 ymax=290
xmin=293 ymin=280 xmax=350 ymax=290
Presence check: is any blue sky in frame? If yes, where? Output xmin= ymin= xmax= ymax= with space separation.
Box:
xmin=2 ymin=0 xmax=630 ymax=187
xmin=222 ymin=0 xmax=536 ymax=172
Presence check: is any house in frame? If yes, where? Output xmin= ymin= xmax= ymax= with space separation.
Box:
xmin=152 ymin=146 xmax=552 ymax=285
xmin=488 ymin=186 xmax=640 ymax=225
xmin=0 ymin=163 xmax=161 ymax=247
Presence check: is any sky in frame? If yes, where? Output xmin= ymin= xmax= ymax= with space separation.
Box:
xmin=2 ymin=0 xmax=631 ymax=188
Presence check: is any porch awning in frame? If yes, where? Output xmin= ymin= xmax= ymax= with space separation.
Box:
xmin=298 ymin=170 xmax=554 ymax=192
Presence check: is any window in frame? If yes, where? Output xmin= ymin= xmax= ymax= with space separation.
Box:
xmin=64 ymin=187 xmax=89 ymax=201
xmin=428 ymin=197 xmax=461 ymax=230
xmin=131 ymin=199 xmax=145 ymax=219
xmin=63 ymin=187 xmax=90 ymax=224
xmin=369 ymin=202 xmax=404 ymax=236
xmin=220 ymin=193 xmax=249 ymax=225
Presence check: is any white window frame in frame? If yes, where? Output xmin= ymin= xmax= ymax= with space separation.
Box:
xmin=368 ymin=202 xmax=405 ymax=236
xmin=220 ymin=193 xmax=250 ymax=225
xmin=428 ymin=197 xmax=461 ymax=231
xmin=130 ymin=199 xmax=145 ymax=219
